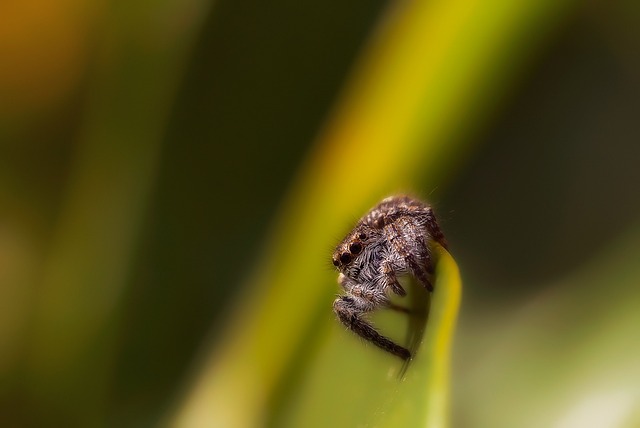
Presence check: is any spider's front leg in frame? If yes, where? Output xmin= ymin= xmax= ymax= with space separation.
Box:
xmin=333 ymin=295 xmax=411 ymax=360
xmin=402 ymin=251 xmax=433 ymax=292
xmin=380 ymin=260 xmax=407 ymax=296
xmin=388 ymin=229 xmax=434 ymax=292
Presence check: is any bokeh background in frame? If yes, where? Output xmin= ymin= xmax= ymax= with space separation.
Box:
xmin=1 ymin=0 xmax=640 ymax=427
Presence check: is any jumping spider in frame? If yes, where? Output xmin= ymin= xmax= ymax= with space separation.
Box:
xmin=332 ymin=195 xmax=448 ymax=360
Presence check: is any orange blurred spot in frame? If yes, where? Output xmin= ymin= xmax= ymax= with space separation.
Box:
xmin=0 ymin=0 xmax=100 ymax=117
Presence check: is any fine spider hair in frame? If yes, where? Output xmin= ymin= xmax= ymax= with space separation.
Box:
xmin=331 ymin=195 xmax=448 ymax=360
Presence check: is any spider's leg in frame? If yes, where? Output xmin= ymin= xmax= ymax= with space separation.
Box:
xmin=380 ymin=261 xmax=406 ymax=296
xmin=388 ymin=276 xmax=406 ymax=296
xmin=403 ymin=247 xmax=434 ymax=292
xmin=419 ymin=207 xmax=448 ymax=250
xmin=387 ymin=226 xmax=434 ymax=292
xmin=333 ymin=296 xmax=410 ymax=360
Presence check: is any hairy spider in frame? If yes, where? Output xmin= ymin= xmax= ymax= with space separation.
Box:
xmin=331 ymin=195 xmax=448 ymax=360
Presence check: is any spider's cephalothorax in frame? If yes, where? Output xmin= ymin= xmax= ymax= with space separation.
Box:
xmin=331 ymin=195 xmax=448 ymax=360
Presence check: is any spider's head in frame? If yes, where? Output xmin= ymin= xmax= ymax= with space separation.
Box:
xmin=332 ymin=226 xmax=374 ymax=270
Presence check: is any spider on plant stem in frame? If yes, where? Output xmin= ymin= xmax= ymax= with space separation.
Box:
xmin=331 ymin=195 xmax=448 ymax=360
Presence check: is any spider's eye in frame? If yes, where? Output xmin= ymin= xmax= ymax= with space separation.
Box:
xmin=358 ymin=233 xmax=367 ymax=240
xmin=339 ymin=252 xmax=352 ymax=264
xmin=332 ymin=258 xmax=340 ymax=267
xmin=349 ymin=242 xmax=362 ymax=255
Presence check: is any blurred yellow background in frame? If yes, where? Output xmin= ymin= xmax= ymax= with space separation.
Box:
xmin=1 ymin=0 xmax=639 ymax=427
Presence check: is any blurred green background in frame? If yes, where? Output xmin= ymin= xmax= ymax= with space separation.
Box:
xmin=1 ymin=0 xmax=640 ymax=427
